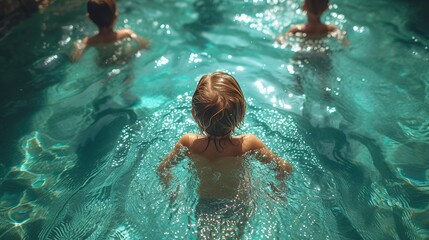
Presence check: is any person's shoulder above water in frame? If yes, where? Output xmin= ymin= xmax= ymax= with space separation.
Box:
xmin=177 ymin=133 xmax=243 ymax=154
xmin=288 ymin=23 xmax=336 ymax=35
xmin=277 ymin=24 xmax=347 ymax=45
xmin=240 ymin=134 xmax=265 ymax=152
xmin=70 ymin=29 xmax=150 ymax=62
xmin=180 ymin=133 xmax=262 ymax=154
xmin=115 ymin=29 xmax=150 ymax=48
xmin=175 ymin=133 xmax=195 ymax=149
xmin=277 ymin=23 xmax=336 ymax=41
xmin=84 ymin=28 xmax=149 ymax=46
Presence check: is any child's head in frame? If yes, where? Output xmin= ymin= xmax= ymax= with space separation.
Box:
xmin=192 ymin=72 xmax=246 ymax=137
xmin=87 ymin=0 xmax=117 ymax=28
xmin=303 ymin=0 xmax=329 ymax=16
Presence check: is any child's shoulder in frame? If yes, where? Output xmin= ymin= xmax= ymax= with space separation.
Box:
xmin=288 ymin=24 xmax=306 ymax=34
xmin=116 ymin=28 xmax=138 ymax=39
xmin=86 ymin=29 xmax=137 ymax=45
xmin=239 ymin=134 xmax=265 ymax=151
xmin=326 ymin=24 xmax=337 ymax=33
xmin=86 ymin=35 xmax=105 ymax=46
xmin=178 ymin=133 xmax=202 ymax=147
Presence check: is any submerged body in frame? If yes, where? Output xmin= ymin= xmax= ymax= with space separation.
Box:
xmin=159 ymin=133 xmax=290 ymax=238
xmin=192 ymin=155 xmax=249 ymax=200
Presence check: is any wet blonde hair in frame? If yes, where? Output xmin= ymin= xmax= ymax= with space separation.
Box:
xmin=192 ymin=72 xmax=246 ymax=138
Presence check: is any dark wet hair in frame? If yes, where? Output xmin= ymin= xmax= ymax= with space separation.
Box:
xmin=192 ymin=72 xmax=246 ymax=138
xmin=304 ymin=0 xmax=329 ymax=15
xmin=87 ymin=0 xmax=117 ymax=28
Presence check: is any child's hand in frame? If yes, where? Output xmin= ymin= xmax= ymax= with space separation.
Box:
xmin=169 ymin=185 xmax=180 ymax=204
xmin=268 ymin=181 xmax=287 ymax=202
xmin=270 ymin=180 xmax=286 ymax=193
xmin=275 ymin=33 xmax=287 ymax=45
xmin=330 ymin=29 xmax=348 ymax=46
xmin=159 ymin=171 xmax=172 ymax=187
xmin=274 ymin=157 xmax=292 ymax=181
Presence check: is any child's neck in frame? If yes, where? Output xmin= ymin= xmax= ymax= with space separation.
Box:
xmin=206 ymin=134 xmax=232 ymax=140
xmin=97 ymin=26 xmax=115 ymax=35
xmin=306 ymin=13 xmax=324 ymax=27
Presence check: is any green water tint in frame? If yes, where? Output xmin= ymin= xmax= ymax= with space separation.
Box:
xmin=35 ymin=95 xmax=336 ymax=239
xmin=0 ymin=0 xmax=428 ymax=239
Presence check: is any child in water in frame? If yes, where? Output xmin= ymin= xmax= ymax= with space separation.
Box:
xmin=71 ymin=0 xmax=150 ymax=64
xmin=276 ymin=0 xmax=346 ymax=43
xmin=157 ymin=72 xmax=292 ymax=237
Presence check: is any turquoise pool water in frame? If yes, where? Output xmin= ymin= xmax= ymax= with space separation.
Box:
xmin=1 ymin=0 xmax=428 ymax=239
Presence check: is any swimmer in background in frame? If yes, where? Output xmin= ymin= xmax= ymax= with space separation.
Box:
xmin=276 ymin=0 xmax=347 ymax=127
xmin=70 ymin=0 xmax=150 ymax=64
xmin=157 ymin=72 xmax=292 ymax=238
xmin=276 ymin=0 xmax=347 ymax=44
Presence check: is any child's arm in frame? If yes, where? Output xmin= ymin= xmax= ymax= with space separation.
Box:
xmin=275 ymin=24 xmax=303 ymax=44
xmin=247 ymin=134 xmax=292 ymax=180
xmin=121 ymin=29 xmax=150 ymax=49
xmin=157 ymin=134 xmax=190 ymax=185
xmin=326 ymin=25 xmax=348 ymax=45
xmin=131 ymin=32 xmax=150 ymax=49
xmin=333 ymin=28 xmax=348 ymax=46
xmin=70 ymin=38 xmax=89 ymax=62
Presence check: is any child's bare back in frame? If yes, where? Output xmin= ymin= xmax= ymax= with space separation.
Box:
xmin=287 ymin=23 xmax=337 ymax=39
xmin=177 ymin=133 xmax=288 ymax=199
xmin=74 ymin=29 xmax=148 ymax=65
